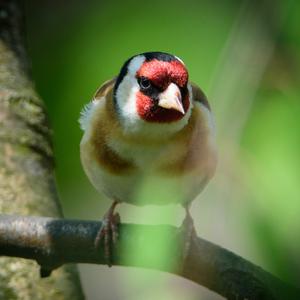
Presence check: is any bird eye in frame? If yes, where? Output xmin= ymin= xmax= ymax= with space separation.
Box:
xmin=138 ymin=77 xmax=151 ymax=90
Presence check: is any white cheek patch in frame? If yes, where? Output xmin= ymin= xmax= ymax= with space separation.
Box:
xmin=116 ymin=74 xmax=140 ymax=125
xmin=115 ymin=55 xmax=146 ymax=126
xmin=127 ymin=55 xmax=145 ymax=74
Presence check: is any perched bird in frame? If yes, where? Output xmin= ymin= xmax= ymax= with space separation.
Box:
xmin=79 ymin=52 xmax=217 ymax=262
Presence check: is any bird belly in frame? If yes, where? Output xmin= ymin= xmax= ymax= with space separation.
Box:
xmin=82 ymin=163 xmax=206 ymax=206
xmin=81 ymin=138 xmax=208 ymax=206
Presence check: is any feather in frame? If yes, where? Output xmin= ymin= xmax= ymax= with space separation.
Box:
xmin=79 ymin=101 xmax=96 ymax=131
xmin=79 ymin=78 xmax=116 ymax=131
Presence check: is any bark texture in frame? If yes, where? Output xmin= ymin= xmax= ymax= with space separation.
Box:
xmin=0 ymin=215 xmax=299 ymax=300
xmin=0 ymin=1 xmax=84 ymax=299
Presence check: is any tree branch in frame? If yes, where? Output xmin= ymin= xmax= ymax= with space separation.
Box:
xmin=0 ymin=215 xmax=298 ymax=300
xmin=0 ymin=1 xmax=84 ymax=298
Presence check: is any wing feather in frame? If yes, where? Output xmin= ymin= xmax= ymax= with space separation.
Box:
xmin=190 ymin=82 xmax=210 ymax=111
xmin=79 ymin=78 xmax=116 ymax=131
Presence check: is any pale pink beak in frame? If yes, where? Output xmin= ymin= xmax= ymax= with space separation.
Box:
xmin=158 ymin=83 xmax=184 ymax=114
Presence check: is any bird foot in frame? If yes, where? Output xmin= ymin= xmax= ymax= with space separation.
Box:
xmin=179 ymin=211 xmax=197 ymax=264
xmin=95 ymin=202 xmax=120 ymax=266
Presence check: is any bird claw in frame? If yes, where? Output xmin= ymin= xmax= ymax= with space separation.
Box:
xmin=179 ymin=211 xmax=197 ymax=264
xmin=95 ymin=204 xmax=120 ymax=266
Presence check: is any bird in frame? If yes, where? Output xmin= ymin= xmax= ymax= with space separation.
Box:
xmin=79 ymin=51 xmax=217 ymax=264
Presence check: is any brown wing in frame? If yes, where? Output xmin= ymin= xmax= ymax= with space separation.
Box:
xmin=80 ymin=78 xmax=116 ymax=131
xmin=93 ymin=77 xmax=116 ymax=100
xmin=190 ymin=82 xmax=210 ymax=111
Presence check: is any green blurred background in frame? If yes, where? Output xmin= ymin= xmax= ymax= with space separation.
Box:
xmin=24 ymin=0 xmax=300 ymax=299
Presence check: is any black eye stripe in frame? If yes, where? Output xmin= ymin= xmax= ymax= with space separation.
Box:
xmin=137 ymin=76 xmax=187 ymax=101
xmin=136 ymin=77 xmax=160 ymax=100
xmin=180 ymin=85 xmax=188 ymax=97
xmin=137 ymin=77 xmax=165 ymax=93
xmin=138 ymin=77 xmax=151 ymax=90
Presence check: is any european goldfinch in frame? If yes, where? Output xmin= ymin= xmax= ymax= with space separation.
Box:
xmin=80 ymin=52 xmax=217 ymax=261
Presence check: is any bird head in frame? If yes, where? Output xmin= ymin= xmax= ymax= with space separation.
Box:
xmin=114 ymin=52 xmax=192 ymax=134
